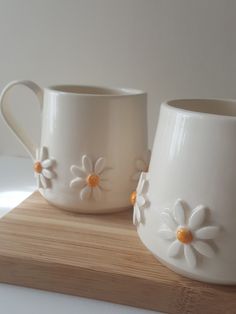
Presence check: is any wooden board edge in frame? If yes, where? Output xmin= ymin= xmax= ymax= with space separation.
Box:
xmin=0 ymin=254 xmax=234 ymax=314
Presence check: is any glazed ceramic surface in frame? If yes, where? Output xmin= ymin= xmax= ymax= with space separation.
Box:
xmin=0 ymin=80 xmax=148 ymax=213
xmin=134 ymin=99 xmax=236 ymax=284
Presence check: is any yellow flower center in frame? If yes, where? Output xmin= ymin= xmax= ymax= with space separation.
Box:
xmin=87 ymin=174 xmax=100 ymax=187
xmin=34 ymin=161 xmax=42 ymax=173
xmin=130 ymin=191 xmax=137 ymax=205
xmin=176 ymin=227 xmax=193 ymax=244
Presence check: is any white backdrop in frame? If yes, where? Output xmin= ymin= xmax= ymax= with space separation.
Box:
xmin=1 ymin=0 xmax=236 ymax=157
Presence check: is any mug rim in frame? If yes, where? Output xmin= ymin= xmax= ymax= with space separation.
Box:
xmin=45 ymin=84 xmax=146 ymax=97
xmin=163 ymin=98 xmax=236 ymax=119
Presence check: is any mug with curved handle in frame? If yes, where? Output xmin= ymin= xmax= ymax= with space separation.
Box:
xmin=0 ymin=80 xmax=148 ymax=214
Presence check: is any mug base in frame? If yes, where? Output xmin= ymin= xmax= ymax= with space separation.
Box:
xmin=137 ymin=228 xmax=236 ymax=285
xmin=152 ymin=254 xmax=236 ymax=285
xmin=43 ymin=197 xmax=132 ymax=214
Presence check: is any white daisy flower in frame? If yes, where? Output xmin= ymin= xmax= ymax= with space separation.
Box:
xmin=132 ymin=150 xmax=151 ymax=181
xmin=131 ymin=172 xmax=149 ymax=225
xmin=70 ymin=155 xmax=111 ymax=201
xmin=158 ymin=199 xmax=220 ymax=268
xmin=34 ymin=146 xmax=55 ymax=189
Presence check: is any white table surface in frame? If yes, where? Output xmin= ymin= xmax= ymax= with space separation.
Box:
xmin=0 ymin=155 xmax=158 ymax=314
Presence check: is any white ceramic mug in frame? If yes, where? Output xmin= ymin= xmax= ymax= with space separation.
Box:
xmin=0 ymin=80 xmax=148 ymax=213
xmin=133 ymin=99 xmax=236 ymax=284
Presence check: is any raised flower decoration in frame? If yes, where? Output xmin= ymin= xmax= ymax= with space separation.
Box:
xmin=132 ymin=150 xmax=151 ymax=181
xmin=132 ymin=172 xmax=149 ymax=225
xmin=34 ymin=146 xmax=55 ymax=189
xmin=158 ymin=199 xmax=220 ymax=268
xmin=70 ymin=155 xmax=111 ymax=201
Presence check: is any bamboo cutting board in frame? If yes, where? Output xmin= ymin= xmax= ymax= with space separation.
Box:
xmin=0 ymin=192 xmax=235 ymax=313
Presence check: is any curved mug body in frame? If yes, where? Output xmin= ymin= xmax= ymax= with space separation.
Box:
xmin=135 ymin=99 xmax=236 ymax=284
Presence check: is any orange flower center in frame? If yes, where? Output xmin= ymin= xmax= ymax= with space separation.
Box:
xmin=86 ymin=174 xmax=100 ymax=187
xmin=176 ymin=227 xmax=193 ymax=244
xmin=34 ymin=161 xmax=42 ymax=173
xmin=130 ymin=191 xmax=137 ymax=205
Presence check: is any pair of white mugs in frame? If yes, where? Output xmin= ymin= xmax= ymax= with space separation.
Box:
xmin=1 ymin=80 xmax=236 ymax=285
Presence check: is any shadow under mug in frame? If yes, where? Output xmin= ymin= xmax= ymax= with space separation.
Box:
xmin=0 ymin=80 xmax=148 ymax=213
xmin=134 ymin=99 xmax=236 ymax=284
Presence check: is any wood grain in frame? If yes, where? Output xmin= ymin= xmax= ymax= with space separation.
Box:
xmin=0 ymin=192 xmax=235 ymax=313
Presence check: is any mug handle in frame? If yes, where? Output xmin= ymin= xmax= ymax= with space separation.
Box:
xmin=0 ymin=80 xmax=43 ymax=160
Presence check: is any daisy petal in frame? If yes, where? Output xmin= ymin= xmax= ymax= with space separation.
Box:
xmin=137 ymin=195 xmax=145 ymax=208
xmin=168 ymin=240 xmax=182 ymax=257
xmin=94 ymin=157 xmax=106 ymax=174
xmin=137 ymin=173 xmax=149 ymax=194
xmin=80 ymin=186 xmax=92 ymax=200
xmin=70 ymin=178 xmax=86 ymax=189
xmin=189 ymin=205 xmax=206 ymax=230
xmin=99 ymin=180 xmax=111 ymax=190
xmin=42 ymin=159 xmax=53 ymax=168
xmin=134 ymin=204 xmax=141 ymax=224
xmin=35 ymin=148 xmax=40 ymax=160
xmin=82 ymin=155 xmax=93 ymax=173
xmin=184 ymin=245 xmax=197 ymax=268
xmin=70 ymin=165 xmax=86 ymax=178
xmin=174 ymin=199 xmax=185 ymax=225
xmin=132 ymin=172 xmax=141 ymax=181
xmin=40 ymin=174 xmax=48 ymax=189
xmin=133 ymin=206 xmax=138 ymax=225
xmin=137 ymin=179 xmax=144 ymax=194
xmin=161 ymin=211 xmax=178 ymax=231
xmin=93 ymin=186 xmax=102 ymax=201
xmin=141 ymin=179 xmax=149 ymax=194
xmin=42 ymin=169 xmax=53 ymax=179
xmin=192 ymin=241 xmax=215 ymax=258
xmin=195 ymin=226 xmax=219 ymax=239
xmin=40 ymin=146 xmax=47 ymax=161
xmin=139 ymin=172 xmax=146 ymax=182
xmin=136 ymin=159 xmax=147 ymax=171
xmin=158 ymin=229 xmax=175 ymax=240
xmin=133 ymin=209 xmax=136 ymax=225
